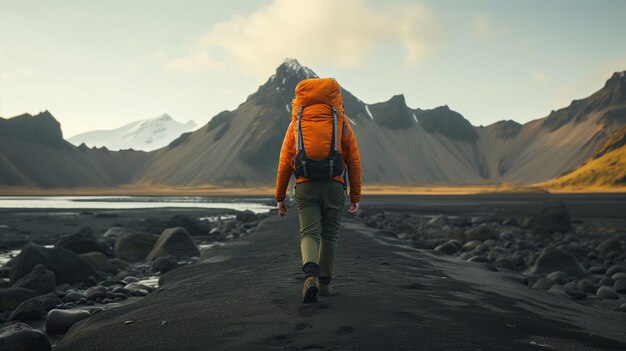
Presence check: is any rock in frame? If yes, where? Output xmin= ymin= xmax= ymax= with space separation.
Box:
xmin=596 ymin=286 xmax=619 ymax=299
xmin=108 ymin=258 xmax=130 ymax=270
xmin=114 ymin=233 xmax=159 ymax=262
xmin=588 ymin=265 xmax=606 ymax=274
xmin=461 ymin=240 xmax=482 ymax=251
xmin=606 ymin=264 xmax=626 ymax=277
xmin=470 ymin=216 xmax=486 ymax=225
xmin=45 ymin=309 xmax=91 ymax=334
xmin=0 ymin=288 xmax=40 ymax=310
xmin=549 ymin=285 xmax=586 ymax=300
xmin=615 ymin=303 xmax=626 ymax=312
xmin=596 ymin=239 xmax=623 ymax=255
xmin=530 ymin=200 xmax=572 ymax=234
xmin=12 ymin=264 xmax=56 ymax=294
xmin=63 ymin=291 xmax=85 ymax=303
xmin=79 ymin=252 xmax=117 ymax=273
xmin=519 ymin=217 xmax=532 ymax=229
xmin=546 ymin=271 xmax=572 ymax=285
xmin=533 ymin=277 xmax=556 ymax=291
xmin=465 ymin=225 xmax=498 ymax=242
xmin=599 ymin=277 xmax=615 ymax=287
xmin=427 ymin=215 xmax=449 ymax=226
xmin=467 ymin=255 xmax=490 ymax=263
xmin=434 ymin=240 xmax=461 ymax=255
xmin=236 ymin=210 xmax=259 ymax=223
xmin=577 ymin=279 xmax=597 ymax=293
xmin=152 ymin=256 xmax=179 ymax=274
xmin=502 ymin=218 xmax=519 ymax=226
xmin=9 ymin=242 xmax=98 ymax=284
xmin=8 ymin=298 xmax=45 ymax=322
xmin=146 ymin=227 xmax=200 ymax=262
xmin=124 ymin=282 xmax=154 ymax=293
xmin=451 ymin=217 xmax=471 ymax=227
xmin=103 ymin=227 xmax=134 ymax=241
xmin=0 ymin=322 xmax=51 ymax=350
xmin=528 ymin=249 xmax=588 ymax=278
xmin=85 ymin=286 xmax=108 ymax=301
xmin=167 ymin=215 xmax=211 ymax=236
xmin=614 ymin=279 xmax=626 ymax=293
xmin=611 ymin=272 xmax=626 ymax=280
xmin=56 ymin=227 xmax=110 ymax=255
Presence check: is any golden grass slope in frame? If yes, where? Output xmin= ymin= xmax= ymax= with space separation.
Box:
xmin=538 ymin=126 xmax=626 ymax=191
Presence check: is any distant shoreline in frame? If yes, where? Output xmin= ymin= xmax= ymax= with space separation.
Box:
xmin=0 ymin=184 xmax=625 ymax=196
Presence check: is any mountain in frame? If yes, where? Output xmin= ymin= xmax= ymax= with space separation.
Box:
xmin=0 ymin=111 xmax=152 ymax=188
xmin=68 ymin=114 xmax=196 ymax=151
xmin=537 ymin=126 xmax=626 ymax=188
xmin=1 ymin=61 xmax=624 ymax=190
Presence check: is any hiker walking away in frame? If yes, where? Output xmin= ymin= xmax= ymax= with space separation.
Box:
xmin=275 ymin=78 xmax=362 ymax=303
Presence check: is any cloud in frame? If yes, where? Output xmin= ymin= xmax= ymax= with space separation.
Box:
xmin=165 ymin=0 xmax=437 ymax=78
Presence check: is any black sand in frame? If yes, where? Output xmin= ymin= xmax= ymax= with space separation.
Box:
xmin=55 ymin=198 xmax=626 ymax=350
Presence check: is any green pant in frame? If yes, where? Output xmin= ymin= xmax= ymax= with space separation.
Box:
xmin=295 ymin=180 xmax=345 ymax=279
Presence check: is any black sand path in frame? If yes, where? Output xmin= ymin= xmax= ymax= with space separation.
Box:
xmin=56 ymin=211 xmax=626 ymax=350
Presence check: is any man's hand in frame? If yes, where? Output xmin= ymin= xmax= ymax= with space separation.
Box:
xmin=347 ymin=202 xmax=359 ymax=214
xmin=277 ymin=201 xmax=288 ymax=217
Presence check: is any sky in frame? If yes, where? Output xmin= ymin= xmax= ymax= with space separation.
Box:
xmin=1 ymin=0 xmax=625 ymax=137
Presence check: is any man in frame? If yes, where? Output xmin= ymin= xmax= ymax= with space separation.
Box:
xmin=275 ymin=77 xmax=362 ymax=303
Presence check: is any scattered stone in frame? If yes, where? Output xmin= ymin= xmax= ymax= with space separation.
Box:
xmin=85 ymin=286 xmax=108 ymax=301
xmin=63 ymin=291 xmax=85 ymax=303
xmin=502 ymin=218 xmax=519 ymax=226
xmin=124 ymin=282 xmax=154 ymax=293
xmin=467 ymin=255 xmax=490 ymax=263
xmin=8 ymin=298 xmax=45 ymax=322
xmin=0 ymin=288 xmax=40 ymax=310
xmin=108 ymin=258 xmax=130 ymax=270
xmin=596 ymin=239 xmax=623 ymax=256
xmin=167 ymin=215 xmax=211 ymax=236
xmin=79 ymin=252 xmax=117 ymax=273
xmin=588 ymin=265 xmax=606 ymax=274
xmin=577 ymin=279 xmax=597 ymax=294
xmin=532 ymin=277 xmax=555 ymax=290
xmin=45 ymin=309 xmax=91 ymax=334
xmin=146 ymin=227 xmax=200 ymax=262
xmin=235 ymin=210 xmax=259 ymax=223
xmin=470 ymin=216 xmax=486 ymax=225
xmin=447 ymin=227 xmax=466 ymax=242
xmin=461 ymin=240 xmax=482 ymax=251
xmin=611 ymin=272 xmax=626 ymax=281
xmin=599 ymin=277 xmax=615 ymax=287
xmin=114 ymin=233 xmax=159 ymax=262
xmin=528 ymin=249 xmax=587 ymax=278
xmin=615 ymin=303 xmax=626 ymax=312
xmin=9 ymin=242 xmax=98 ymax=284
xmin=12 ymin=264 xmax=56 ymax=294
xmin=614 ymin=279 xmax=626 ymax=293
xmin=428 ymin=215 xmax=449 ymax=226
xmin=0 ymin=322 xmax=51 ymax=351
xmin=152 ymin=256 xmax=179 ymax=274
xmin=596 ymin=286 xmax=619 ymax=299
xmin=530 ymin=200 xmax=572 ymax=234
xmin=56 ymin=227 xmax=110 ymax=255
xmin=606 ymin=265 xmax=626 ymax=277
xmin=434 ymin=240 xmax=461 ymax=255
xmin=465 ymin=224 xmax=498 ymax=242
xmin=547 ymin=271 xmax=571 ymax=285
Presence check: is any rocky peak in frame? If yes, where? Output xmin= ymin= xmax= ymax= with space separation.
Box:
xmin=157 ymin=113 xmax=173 ymax=122
xmin=369 ymin=94 xmax=413 ymax=129
xmin=414 ymin=106 xmax=478 ymax=142
xmin=0 ymin=110 xmax=65 ymax=147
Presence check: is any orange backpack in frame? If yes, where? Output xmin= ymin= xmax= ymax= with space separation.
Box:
xmin=290 ymin=78 xmax=345 ymax=179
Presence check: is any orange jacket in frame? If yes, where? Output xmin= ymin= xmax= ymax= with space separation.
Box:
xmin=275 ymin=79 xmax=362 ymax=203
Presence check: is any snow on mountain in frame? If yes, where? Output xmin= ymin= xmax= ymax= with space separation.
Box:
xmin=68 ymin=114 xmax=197 ymax=151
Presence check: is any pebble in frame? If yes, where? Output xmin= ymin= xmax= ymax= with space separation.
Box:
xmin=614 ymin=279 xmax=626 ymax=293
xmin=596 ymin=286 xmax=619 ymax=299
xmin=45 ymin=309 xmax=91 ymax=334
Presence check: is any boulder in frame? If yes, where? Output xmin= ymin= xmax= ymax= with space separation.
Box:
xmin=596 ymin=286 xmax=619 ymax=299
xmin=236 ymin=210 xmax=259 ymax=223
xmin=45 ymin=309 xmax=91 ymax=334
xmin=465 ymin=224 xmax=498 ymax=242
xmin=56 ymin=227 xmax=110 ymax=255
xmin=146 ymin=227 xmax=200 ymax=262
xmin=167 ymin=215 xmax=211 ymax=236
xmin=0 ymin=288 xmax=41 ymax=310
xmin=8 ymin=298 xmax=45 ymax=322
xmin=606 ymin=264 xmax=626 ymax=277
xmin=596 ymin=239 xmax=623 ymax=256
xmin=614 ymin=279 xmax=626 ymax=293
xmin=12 ymin=264 xmax=56 ymax=294
xmin=528 ymin=249 xmax=587 ymax=278
xmin=79 ymin=252 xmax=117 ymax=273
xmin=532 ymin=277 xmax=555 ymax=290
xmin=530 ymin=200 xmax=572 ymax=234
xmin=434 ymin=240 xmax=461 ymax=255
xmin=0 ymin=322 xmax=51 ymax=351
xmin=152 ymin=256 xmax=179 ymax=274
xmin=9 ymin=242 xmax=97 ymax=284
xmin=114 ymin=233 xmax=159 ymax=262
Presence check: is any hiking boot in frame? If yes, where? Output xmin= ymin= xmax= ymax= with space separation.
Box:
xmin=318 ymin=282 xmax=334 ymax=296
xmin=302 ymin=276 xmax=318 ymax=303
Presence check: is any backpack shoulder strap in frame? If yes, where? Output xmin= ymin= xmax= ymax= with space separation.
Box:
xmin=295 ymin=106 xmax=304 ymax=152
